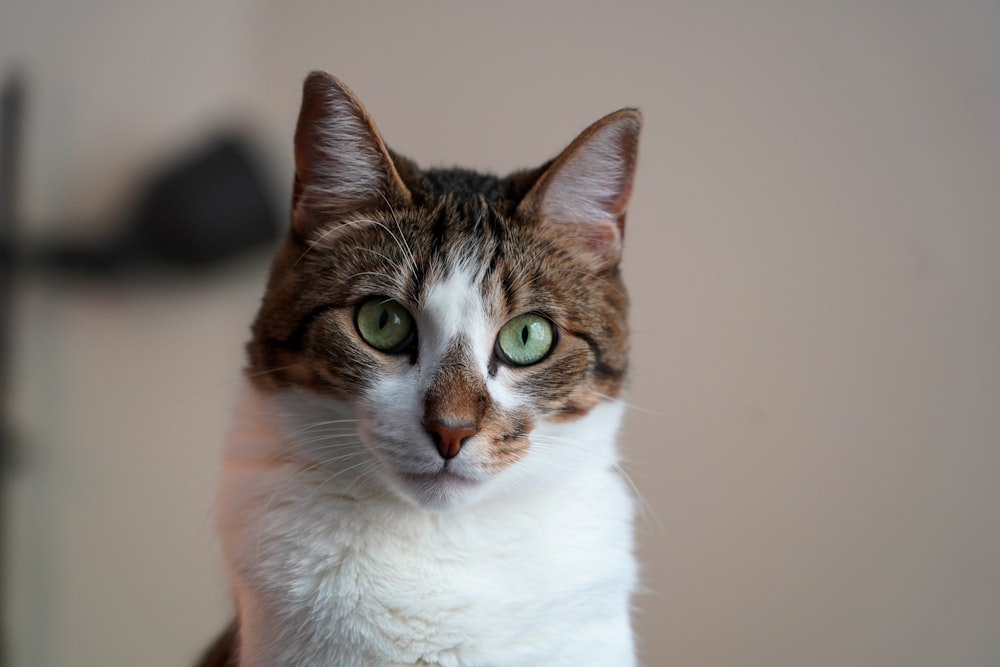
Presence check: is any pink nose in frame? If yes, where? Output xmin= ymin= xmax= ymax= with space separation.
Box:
xmin=423 ymin=421 xmax=477 ymax=460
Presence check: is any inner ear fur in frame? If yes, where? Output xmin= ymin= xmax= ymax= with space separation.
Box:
xmin=517 ymin=109 xmax=641 ymax=265
xmin=291 ymin=71 xmax=412 ymax=236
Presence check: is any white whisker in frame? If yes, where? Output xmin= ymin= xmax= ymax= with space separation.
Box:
xmin=375 ymin=189 xmax=419 ymax=279
xmin=594 ymin=392 xmax=667 ymax=418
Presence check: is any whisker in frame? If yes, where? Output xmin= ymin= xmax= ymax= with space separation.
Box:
xmin=283 ymin=419 xmax=361 ymax=435
xmin=345 ymin=270 xmax=400 ymax=293
xmin=288 ymin=220 xmax=344 ymax=271
xmin=352 ymin=213 xmax=418 ymax=283
xmin=374 ymin=189 xmax=419 ymax=279
xmin=514 ymin=266 xmax=625 ymax=300
xmin=614 ymin=459 xmax=661 ymax=528
xmin=301 ymin=456 xmax=377 ymax=508
xmin=527 ymin=435 xmax=658 ymax=526
xmin=284 ymin=419 xmax=361 ymax=439
xmin=341 ymin=463 xmax=384 ymax=499
xmin=245 ymin=365 xmax=299 ymax=380
xmin=254 ymin=445 xmax=369 ymax=562
xmin=294 ymin=433 xmax=367 ymax=448
xmin=508 ymin=247 xmax=553 ymax=289
xmin=594 ymin=393 xmax=668 ymax=418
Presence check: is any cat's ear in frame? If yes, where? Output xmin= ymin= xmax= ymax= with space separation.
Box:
xmin=517 ymin=109 xmax=641 ymax=265
xmin=291 ymin=71 xmax=412 ymax=235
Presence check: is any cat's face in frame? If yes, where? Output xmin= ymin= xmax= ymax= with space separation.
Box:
xmin=246 ymin=73 xmax=639 ymax=511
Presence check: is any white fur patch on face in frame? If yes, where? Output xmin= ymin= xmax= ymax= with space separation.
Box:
xmin=418 ymin=262 xmax=491 ymax=369
xmin=503 ymin=399 xmax=626 ymax=493
xmin=349 ymin=262 xmax=490 ymax=509
xmin=419 ymin=261 xmax=524 ymax=412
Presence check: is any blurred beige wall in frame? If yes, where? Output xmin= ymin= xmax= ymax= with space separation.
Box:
xmin=2 ymin=2 xmax=999 ymax=665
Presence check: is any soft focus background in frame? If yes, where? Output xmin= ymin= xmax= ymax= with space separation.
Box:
xmin=2 ymin=2 xmax=999 ymax=665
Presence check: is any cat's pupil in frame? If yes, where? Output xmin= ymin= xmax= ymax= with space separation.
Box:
xmin=520 ymin=325 xmax=529 ymax=345
xmin=378 ymin=309 xmax=388 ymax=330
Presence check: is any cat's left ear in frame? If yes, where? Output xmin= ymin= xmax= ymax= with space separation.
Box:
xmin=517 ymin=109 xmax=641 ymax=266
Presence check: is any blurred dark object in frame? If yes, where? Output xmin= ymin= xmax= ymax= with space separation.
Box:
xmin=0 ymin=66 xmax=25 ymax=667
xmin=38 ymin=132 xmax=282 ymax=273
xmin=0 ymin=70 xmax=284 ymax=664
xmin=0 ymin=70 xmax=23 ymax=417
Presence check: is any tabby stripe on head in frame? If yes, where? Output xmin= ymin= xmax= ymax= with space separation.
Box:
xmin=480 ymin=208 xmax=507 ymax=286
xmin=483 ymin=203 xmax=507 ymax=245
xmin=499 ymin=272 xmax=518 ymax=315
xmin=430 ymin=206 xmax=450 ymax=253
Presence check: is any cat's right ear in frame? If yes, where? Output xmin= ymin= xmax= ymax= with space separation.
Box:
xmin=291 ymin=71 xmax=412 ymax=236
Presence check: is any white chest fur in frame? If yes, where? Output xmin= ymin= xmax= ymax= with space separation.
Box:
xmin=217 ymin=385 xmax=637 ymax=666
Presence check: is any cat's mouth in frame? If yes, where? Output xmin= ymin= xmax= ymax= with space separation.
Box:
xmin=391 ymin=467 xmax=488 ymax=510
xmin=397 ymin=469 xmax=480 ymax=489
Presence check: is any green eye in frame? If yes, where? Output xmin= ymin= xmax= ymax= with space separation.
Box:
xmin=496 ymin=313 xmax=555 ymax=366
xmin=356 ymin=298 xmax=415 ymax=352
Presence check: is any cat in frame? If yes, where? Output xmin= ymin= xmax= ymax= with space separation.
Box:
xmin=200 ymin=71 xmax=641 ymax=667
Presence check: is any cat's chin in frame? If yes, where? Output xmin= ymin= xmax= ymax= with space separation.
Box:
xmin=391 ymin=469 xmax=487 ymax=512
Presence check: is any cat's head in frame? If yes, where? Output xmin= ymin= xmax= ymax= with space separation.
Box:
xmin=247 ymin=72 xmax=640 ymax=511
